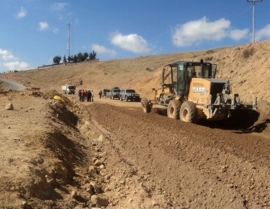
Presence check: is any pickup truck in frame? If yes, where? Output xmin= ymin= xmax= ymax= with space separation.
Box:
xmin=106 ymin=87 xmax=121 ymax=99
xmin=120 ymin=89 xmax=141 ymax=102
xmin=62 ymin=84 xmax=76 ymax=94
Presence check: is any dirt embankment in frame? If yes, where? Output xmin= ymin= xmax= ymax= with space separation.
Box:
xmin=0 ymin=90 xmax=270 ymax=208
xmin=0 ymin=90 xmax=103 ymax=208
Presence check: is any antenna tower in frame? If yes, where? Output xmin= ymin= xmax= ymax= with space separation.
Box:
xmin=246 ymin=0 xmax=262 ymax=43
xmin=67 ymin=22 xmax=72 ymax=58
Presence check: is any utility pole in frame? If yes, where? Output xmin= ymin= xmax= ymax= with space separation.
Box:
xmin=67 ymin=22 xmax=72 ymax=58
xmin=247 ymin=0 xmax=262 ymax=43
xmin=174 ymin=39 xmax=178 ymax=53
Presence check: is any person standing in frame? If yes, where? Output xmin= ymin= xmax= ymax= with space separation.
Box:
xmin=99 ymin=90 xmax=102 ymax=99
xmin=80 ymin=89 xmax=84 ymax=102
xmin=78 ymin=89 xmax=81 ymax=101
xmin=81 ymin=89 xmax=85 ymax=102
xmin=91 ymin=90 xmax=94 ymax=102
xmin=87 ymin=90 xmax=92 ymax=102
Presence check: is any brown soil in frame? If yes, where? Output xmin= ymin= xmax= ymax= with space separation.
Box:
xmin=0 ymin=41 xmax=270 ymax=208
xmin=0 ymin=90 xmax=270 ymax=208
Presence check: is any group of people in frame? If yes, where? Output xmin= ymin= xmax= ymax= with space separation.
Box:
xmin=78 ymin=89 xmax=94 ymax=102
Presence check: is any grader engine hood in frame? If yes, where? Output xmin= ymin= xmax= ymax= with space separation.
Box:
xmin=189 ymin=78 xmax=215 ymax=102
xmin=189 ymin=78 xmax=232 ymax=105
xmin=188 ymin=78 xmax=256 ymax=121
xmin=191 ymin=79 xmax=227 ymax=93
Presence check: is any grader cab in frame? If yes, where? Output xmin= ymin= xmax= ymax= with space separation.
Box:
xmin=141 ymin=60 xmax=257 ymax=123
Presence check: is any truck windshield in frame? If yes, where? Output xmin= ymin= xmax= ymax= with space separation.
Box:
xmin=68 ymin=86 xmax=76 ymax=89
xmin=126 ymin=90 xmax=135 ymax=93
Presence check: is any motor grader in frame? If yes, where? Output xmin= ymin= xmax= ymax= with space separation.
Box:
xmin=141 ymin=60 xmax=257 ymax=123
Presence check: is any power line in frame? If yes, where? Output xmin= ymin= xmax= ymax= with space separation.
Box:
xmin=246 ymin=0 xmax=263 ymax=43
xmin=224 ymin=1 xmax=247 ymax=17
xmin=226 ymin=4 xmax=252 ymax=20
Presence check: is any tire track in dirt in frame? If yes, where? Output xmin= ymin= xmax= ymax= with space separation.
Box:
xmin=87 ymin=103 xmax=270 ymax=208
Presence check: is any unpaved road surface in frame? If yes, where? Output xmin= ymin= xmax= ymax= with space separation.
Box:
xmin=0 ymin=78 xmax=26 ymax=91
xmin=85 ymin=97 xmax=270 ymax=208
xmin=0 ymin=91 xmax=270 ymax=208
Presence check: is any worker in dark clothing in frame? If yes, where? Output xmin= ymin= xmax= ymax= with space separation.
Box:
xmin=87 ymin=90 xmax=92 ymax=102
xmin=80 ymin=89 xmax=85 ymax=101
xmin=99 ymin=90 xmax=102 ymax=98
xmin=81 ymin=89 xmax=86 ymax=102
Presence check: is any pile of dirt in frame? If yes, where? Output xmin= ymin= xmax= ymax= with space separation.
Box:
xmin=0 ymin=90 xmax=103 ymax=208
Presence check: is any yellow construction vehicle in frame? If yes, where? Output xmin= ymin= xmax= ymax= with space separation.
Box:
xmin=141 ymin=60 xmax=257 ymax=123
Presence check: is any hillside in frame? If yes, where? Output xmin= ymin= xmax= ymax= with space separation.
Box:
xmin=0 ymin=41 xmax=270 ymax=208
xmin=1 ymin=40 xmax=270 ymax=105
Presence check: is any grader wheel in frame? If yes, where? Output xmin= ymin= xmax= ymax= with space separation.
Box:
xmin=167 ymin=100 xmax=181 ymax=119
xmin=180 ymin=101 xmax=197 ymax=123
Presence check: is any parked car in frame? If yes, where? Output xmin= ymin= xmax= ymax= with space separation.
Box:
xmin=107 ymin=87 xmax=121 ymax=99
xmin=101 ymin=89 xmax=111 ymax=97
xmin=120 ymin=89 xmax=141 ymax=102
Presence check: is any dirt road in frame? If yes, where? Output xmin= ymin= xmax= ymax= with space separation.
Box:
xmin=1 ymin=91 xmax=269 ymax=208
xmin=80 ymin=96 xmax=270 ymax=208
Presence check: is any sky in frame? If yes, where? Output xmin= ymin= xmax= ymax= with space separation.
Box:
xmin=0 ymin=0 xmax=269 ymax=73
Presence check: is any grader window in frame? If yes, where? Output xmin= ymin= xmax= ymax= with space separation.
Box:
xmin=188 ymin=66 xmax=201 ymax=77
xmin=172 ymin=66 xmax=178 ymax=84
xmin=212 ymin=64 xmax=217 ymax=78
xmin=195 ymin=66 xmax=201 ymax=77
xmin=202 ymin=65 xmax=210 ymax=78
xmin=177 ymin=64 xmax=186 ymax=96
xmin=187 ymin=67 xmax=195 ymax=78
xmin=163 ymin=67 xmax=172 ymax=84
